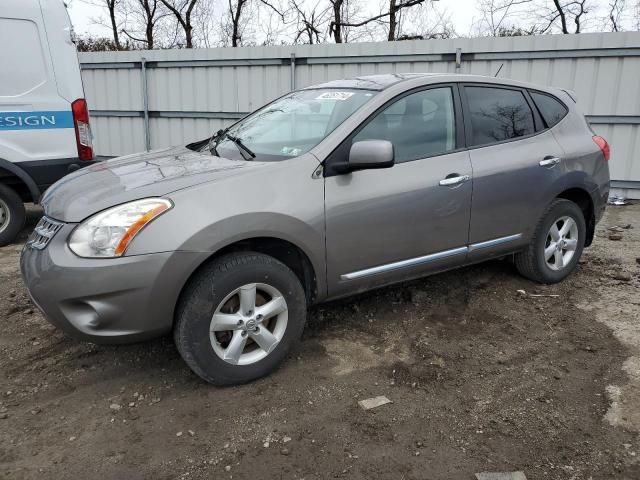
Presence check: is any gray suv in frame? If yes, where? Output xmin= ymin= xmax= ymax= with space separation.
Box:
xmin=20 ymin=74 xmax=610 ymax=385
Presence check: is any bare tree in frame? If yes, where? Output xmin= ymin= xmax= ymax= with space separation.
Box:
xmin=159 ymin=0 xmax=199 ymax=47
xmin=474 ymin=0 xmax=598 ymax=36
xmin=329 ymin=0 xmax=435 ymax=42
xmin=256 ymin=0 xmax=291 ymax=45
xmin=82 ymin=0 xmax=127 ymax=49
xmin=121 ymin=0 xmax=169 ymax=49
xmin=328 ymin=0 xmax=346 ymax=43
xmin=192 ymin=0 xmax=217 ymax=47
xmin=387 ymin=0 xmax=430 ymax=40
xmin=399 ymin=2 xmax=456 ymax=39
xmin=541 ymin=0 xmax=589 ymax=33
xmin=290 ymin=0 xmax=330 ymax=44
xmin=107 ymin=0 xmax=123 ymax=48
xmin=606 ymin=0 xmax=625 ymax=30
xmin=224 ymin=0 xmax=250 ymax=46
xmin=474 ymin=0 xmax=532 ymax=36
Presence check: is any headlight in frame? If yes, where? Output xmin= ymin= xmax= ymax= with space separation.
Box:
xmin=68 ymin=198 xmax=172 ymax=258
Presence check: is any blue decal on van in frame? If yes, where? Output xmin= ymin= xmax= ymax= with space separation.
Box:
xmin=0 ymin=111 xmax=74 ymax=131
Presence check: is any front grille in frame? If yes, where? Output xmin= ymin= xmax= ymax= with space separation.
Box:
xmin=26 ymin=216 xmax=64 ymax=250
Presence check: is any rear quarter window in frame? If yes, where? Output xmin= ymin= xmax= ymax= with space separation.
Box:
xmin=465 ymin=86 xmax=535 ymax=147
xmin=530 ymin=91 xmax=569 ymax=128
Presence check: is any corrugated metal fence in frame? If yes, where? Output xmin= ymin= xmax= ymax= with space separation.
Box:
xmin=79 ymin=31 xmax=640 ymax=195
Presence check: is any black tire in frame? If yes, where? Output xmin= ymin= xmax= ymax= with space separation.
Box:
xmin=174 ymin=252 xmax=307 ymax=386
xmin=0 ymin=184 xmax=26 ymax=247
xmin=515 ymin=198 xmax=586 ymax=284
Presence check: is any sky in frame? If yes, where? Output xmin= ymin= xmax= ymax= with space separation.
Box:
xmin=65 ymin=0 xmax=480 ymax=40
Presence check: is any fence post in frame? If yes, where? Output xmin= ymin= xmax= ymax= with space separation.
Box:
xmin=141 ymin=57 xmax=151 ymax=151
xmin=455 ymin=48 xmax=462 ymax=71
xmin=290 ymin=53 xmax=296 ymax=90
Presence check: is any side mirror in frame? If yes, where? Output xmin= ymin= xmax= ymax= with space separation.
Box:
xmin=348 ymin=140 xmax=395 ymax=172
xmin=331 ymin=140 xmax=395 ymax=174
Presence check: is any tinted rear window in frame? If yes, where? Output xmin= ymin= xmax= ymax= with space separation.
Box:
xmin=530 ymin=91 xmax=568 ymax=128
xmin=466 ymin=86 xmax=535 ymax=147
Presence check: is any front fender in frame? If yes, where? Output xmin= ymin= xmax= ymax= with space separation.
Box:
xmin=181 ymin=212 xmax=325 ymax=277
xmin=124 ymin=155 xmax=326 ymax=297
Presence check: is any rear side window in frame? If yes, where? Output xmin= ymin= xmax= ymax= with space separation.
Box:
xmin=465 ymin=86 xmax=535 ymax=147
xmin=530 ymin=91 xmax=568 ymax=128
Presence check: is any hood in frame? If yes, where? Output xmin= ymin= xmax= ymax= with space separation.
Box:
xmin=41 ymin=146 xmax=270 ymax=222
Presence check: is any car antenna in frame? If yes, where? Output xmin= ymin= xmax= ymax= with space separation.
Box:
xmin=494 ymin=63 xmax=504 ymax=77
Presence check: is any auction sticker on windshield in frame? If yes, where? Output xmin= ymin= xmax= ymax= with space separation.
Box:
xmin=316 ymin=91 xmax=355 ymax=101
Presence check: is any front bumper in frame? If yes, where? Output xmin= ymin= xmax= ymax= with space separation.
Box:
xmin=20 ymin=223 xmax=209 ymax=344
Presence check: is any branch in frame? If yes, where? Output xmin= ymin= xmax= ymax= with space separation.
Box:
xmin=120 ymin=29 xmax=148 ymax=43
xmin=331 ymin=0 xmax=426 ymax=29
xmin=159 ymin=0 xmax=188 ymax=29
xmin=260 ymin=0 xmax=286 ymax=22
xmin=552 ymin=0 xmax=569 ymax=33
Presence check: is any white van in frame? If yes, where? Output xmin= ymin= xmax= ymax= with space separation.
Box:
xmin=0 ymin=0 xmax=94 ymax=246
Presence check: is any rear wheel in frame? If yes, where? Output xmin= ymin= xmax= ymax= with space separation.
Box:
xmin=515 ymin=199 xmax=586 ymax=284
xmin=0 ymin=184 xmax=26 ymax=247
xmin=174 ymin=252 xmax=306 ymax=385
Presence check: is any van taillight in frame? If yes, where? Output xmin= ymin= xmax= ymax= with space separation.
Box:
xmin=71 ymin=99 xmax=93 ymax=161
xmin=593 ymin=135 xmax=610 ymax=161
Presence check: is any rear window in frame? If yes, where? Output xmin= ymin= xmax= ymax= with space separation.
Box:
xmin=530 ymin=91 xmax=569 ymax=128
xmin=0 ymin=19 xmax=47 ymax=97
xmin=465 ymin=86 xmax=535 ymax=147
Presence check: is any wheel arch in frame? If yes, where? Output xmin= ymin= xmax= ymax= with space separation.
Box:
xmin=556 ymin=187 xmax=595 ymax=247
xmin=0 ymin=158 xmax=40 ymax=203
xmin=212 ymin=237 xmax=319 ymax=304
xmin=172 ymin=235 xmax=321 ymax=329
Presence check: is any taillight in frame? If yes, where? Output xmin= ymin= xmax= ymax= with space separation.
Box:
xmin=71 ymin=98 xmax=94 ymax=161
xmin=593 ymin=135 xmax=610 ymax=161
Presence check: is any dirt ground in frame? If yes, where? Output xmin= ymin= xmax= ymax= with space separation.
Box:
xmin=1 ymin=204 xmax=639 ymax=480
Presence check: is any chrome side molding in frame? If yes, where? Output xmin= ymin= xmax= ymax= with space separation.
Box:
xmin=341 ymin=246 xmax=468 ymax=280
xmin=468 ymin=233 xmax=523 ymax=252
xmin=340 ymin=233 xmax=523 ymax=280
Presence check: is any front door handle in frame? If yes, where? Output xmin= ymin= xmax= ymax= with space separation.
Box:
xmin=539 ymin=156 xmax=561 ymax=167
xmin=439 ymin=174 xmax=471 ymax=187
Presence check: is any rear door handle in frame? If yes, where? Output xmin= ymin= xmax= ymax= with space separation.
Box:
xmin=539 ymin=156 xmax=561 ymax=167
xmin=439 ymin=174 xmax=471 ymax=187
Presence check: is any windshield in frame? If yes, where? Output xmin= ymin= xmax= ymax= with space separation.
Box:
xmin=209 ymin=88 xmax=377 ymax=161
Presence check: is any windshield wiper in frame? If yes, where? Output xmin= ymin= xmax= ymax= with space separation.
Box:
xmin=209 ymin=128 xmax=256 ymax=160
xmin=225 ymin=133 xmax=256 ymax=160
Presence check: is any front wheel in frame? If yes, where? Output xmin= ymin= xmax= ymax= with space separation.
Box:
xmin=174 ymin=252 xmax=307 ymax=385
xmin=515 ymin=199 xmax=586 ymax=284
xmin=0 ymin=184 xmax=26 ymax=247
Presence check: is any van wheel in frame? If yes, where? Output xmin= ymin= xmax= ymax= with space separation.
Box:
xmin=0 ymin=184 xmax=26 ymax=247
xmin=174 ymin=252 xmax=307 ymax=386
xmin=515 ymin=199 xmax=586 ymax=284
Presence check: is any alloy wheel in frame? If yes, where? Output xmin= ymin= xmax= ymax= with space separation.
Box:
xmin=209 ymin=283 xmax=288 ymax=365
xmin=544 ymin=215 xmax=578 ymax=271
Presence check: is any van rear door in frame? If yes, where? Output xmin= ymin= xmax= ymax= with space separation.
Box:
xmin=0 ymin=0 xmax=93 ymax=194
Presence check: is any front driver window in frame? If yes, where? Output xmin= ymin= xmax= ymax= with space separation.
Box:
xmin=353 ymin=87 xmax=456 ymax=163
